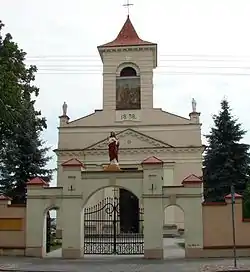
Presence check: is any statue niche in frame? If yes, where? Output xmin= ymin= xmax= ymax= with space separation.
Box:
xmin=116 ymin=66 xmax=141 ymax=110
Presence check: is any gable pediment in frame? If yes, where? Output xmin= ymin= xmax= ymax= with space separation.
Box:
xmin=85 ymin=129 xmax=172 ymax=150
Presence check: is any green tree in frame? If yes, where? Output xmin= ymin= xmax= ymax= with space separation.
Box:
xmin=0 ymin=21 xmax=38 ymax=147
xmin=0 ymin=21 xmax=52 ymax=203
xmin=203 ymin=99 xmax=250 ymax=202
xmin=243 ymin=182 xmax=250 ymax=218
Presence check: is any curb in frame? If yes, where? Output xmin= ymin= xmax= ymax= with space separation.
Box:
xmin=0 ymin=270 xmax=62 ymax=272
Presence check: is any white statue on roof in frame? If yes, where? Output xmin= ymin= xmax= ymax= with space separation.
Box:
xmin=62 ymin=102 xmax=68 ymax=116
xmin=192 ymin=98 xmax=197 ymax=112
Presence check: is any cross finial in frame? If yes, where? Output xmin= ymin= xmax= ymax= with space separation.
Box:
xmin=123 ymin=0 xmax=133 ymax=16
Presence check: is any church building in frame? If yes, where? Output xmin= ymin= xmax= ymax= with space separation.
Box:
xmin=55 ymin=15 xmax=203 ymax=234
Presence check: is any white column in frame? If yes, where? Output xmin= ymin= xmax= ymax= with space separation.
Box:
xmin=144 ymin=197 xmax=164 ymax=259
xmin=56 ymin=209 xmax=62 ymax=238
xmin=184 ymin=197 xmax=203 ymax=257
xmin=142 ymin=160 xmax=164 ymax=259
xmin=61 ymin=198 xmax=83 ymax=258
xmin=25 ymin=198 xmax=45 ymax=257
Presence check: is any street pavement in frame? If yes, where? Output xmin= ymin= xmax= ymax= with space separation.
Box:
xmin=1 ymin=256 xmax=250 ymax=272
xmin=0 ymin=239 xmax=249 ymax=271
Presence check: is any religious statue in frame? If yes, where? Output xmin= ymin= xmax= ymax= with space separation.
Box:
xmin=192 ymin=98 xmax=197 ymax=112
xmin=62 ymin=102 xmax=68 ymax=116
xmin=108 ymin=132 xmax=119 ymax=165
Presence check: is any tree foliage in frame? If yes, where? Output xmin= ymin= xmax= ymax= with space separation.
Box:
xmin=0 ymin=21 xmax=52 ymax=203
xmin=243 ymin=182 xmax=250 ymax=218
xmin=203 ymin=99 xmax=250 ymax=203
xmin=0 ymin=21 xmax=37 ymax=145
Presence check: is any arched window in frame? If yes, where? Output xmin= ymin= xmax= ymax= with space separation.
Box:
xmin=116 ymin=66 xmax=141 ymax=110
xmin=120 ymin=67 xmax=137 ymax=77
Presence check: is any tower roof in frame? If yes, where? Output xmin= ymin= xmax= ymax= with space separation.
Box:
xmin=98 ymin=16 xmax=156 ymax=48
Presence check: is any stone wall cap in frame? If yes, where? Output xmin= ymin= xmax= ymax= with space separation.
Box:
xmin=0 ymin=194 xmax=12 ymax=201
xmin=61 ymin=158 xmax=85 ymax=168
xmin=182 ymin=174 xmax=202 ymax=184
xmin=225 ymin=192 xmax=242 ymax=199
xmin=27 ymin=177 xmax=48 ymax=186
xmin=141 ymin=156 xmax=163 ymax=165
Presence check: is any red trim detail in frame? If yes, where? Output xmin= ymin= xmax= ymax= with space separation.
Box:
xmin=225 ymin=193 xmax=242 ymax=199
xmin=141 ymin=156 xmax=163 ymax=165
xmin=98 ymin=16 xmax=155 ymax=48
xmin=0 ymin=194 xmax=12 ymax=201
xmin=61 ymin=158 xmax=85 ymax=168
xmin=182 ymin=174 xmax=202 ymax=184
xmin=27 ymin=177 xmax=47 ymax=186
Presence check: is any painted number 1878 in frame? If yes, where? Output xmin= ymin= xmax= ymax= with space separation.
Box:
xmin=121 ymin=113 xmax=137 ymax=120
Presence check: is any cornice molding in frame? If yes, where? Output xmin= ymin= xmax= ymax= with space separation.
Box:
xmin=58 ymin=123 xmax=201 ymax=130
xmin=54 ymin=146 xmax=205 ymax=157
xmin=99 ymin=46 xmax=156 ymax=55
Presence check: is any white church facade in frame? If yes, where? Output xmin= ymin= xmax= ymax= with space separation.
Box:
xmin=24 ymin=15 xmax=205 ymax=259
xmin=55 ymin=15 xmax=203 ymax=236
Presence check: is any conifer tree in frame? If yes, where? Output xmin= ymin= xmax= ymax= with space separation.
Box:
xmin=0 ymin=21 xmax=36 ymax=148
xmin=243 ymin=182 xmax=250 ymax=218
xmin=0 ymin=21 xmax=52 ymax=203
xmin=203 ymin=99 xmax=250 ymax=202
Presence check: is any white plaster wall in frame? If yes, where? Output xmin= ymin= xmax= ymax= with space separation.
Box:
xmin=104 ymin=187 xmax=114 ymax=198
xmin=102 ymin=49 xmax=155 ymax=110
xmin=163 ymin=167 xmax=174 ymax=187
xmin=43 ymin=215 xmax=47 ymax=255
xmin=26 ymin=165 xmax=203 ymax=259
xmin=163 ymin=167 xmax=174 ymax=226
xmin=163 ymin=185 xmax=203 ymax=250
xmin=86 ymin=189 xmax=104 ymax=207
xmin=26 ymin=187 xmax=62 ymax=257
xmin=144 ymin=197 xmax=163 ymax=250
xmin=81 ymin=176 xmax=143 ymax=206
xmin=164 ymin=206 xmax=184 ymax=229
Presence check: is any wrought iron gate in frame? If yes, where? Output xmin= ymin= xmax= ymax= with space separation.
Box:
xmin=84 ymin=197 xmax=144 ymax=255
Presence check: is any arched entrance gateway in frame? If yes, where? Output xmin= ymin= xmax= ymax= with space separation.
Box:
xmin=83 ymin=187 xmax=143 ymax=255
xmin=25 ymin=155 xmax=204 ymax=259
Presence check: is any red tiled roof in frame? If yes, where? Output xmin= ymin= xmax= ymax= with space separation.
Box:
xmin=98 ymin=16 xmax=155 ymax=48
xmin=61 ymin=158 xmax=85 ymax=167
xmin=27 ymin=177 xmax=47 ymax=186
xmin=142 ymin=156 xmax=163 ymax=165
xmin=0 ymin=194 xmax=12 ymax=201
xmin=225 ymin=193 xmax=242 ymax=199
xmin=182 ymin=174 xmax=202 ymax=184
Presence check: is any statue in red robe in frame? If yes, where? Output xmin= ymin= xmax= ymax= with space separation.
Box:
xmin=108 ymin=131 xmax=119 ymax=165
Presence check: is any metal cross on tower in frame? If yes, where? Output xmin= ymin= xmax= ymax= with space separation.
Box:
xmin=123 ymin=0 xmax=134 ymax=15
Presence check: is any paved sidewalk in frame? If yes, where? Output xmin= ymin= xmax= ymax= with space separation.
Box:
xmin=0 ymin=256 xmax=250 ymax=272
xmin=0 ymin=239 xmax=248 ymax=271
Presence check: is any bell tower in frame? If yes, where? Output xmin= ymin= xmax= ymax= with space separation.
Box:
xmin=97 ymin=16 xmax=157 ymax=112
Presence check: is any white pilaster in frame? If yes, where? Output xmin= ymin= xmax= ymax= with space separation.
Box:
xmin=142 ymin=159 xmax=164 ymax=259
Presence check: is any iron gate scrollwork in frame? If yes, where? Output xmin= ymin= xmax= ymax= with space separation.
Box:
xmin=84 ymin=197 xmax=144 ymax=255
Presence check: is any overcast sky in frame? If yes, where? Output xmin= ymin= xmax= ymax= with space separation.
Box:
xmin=1 ymin=0 xmax=250 ymax=185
